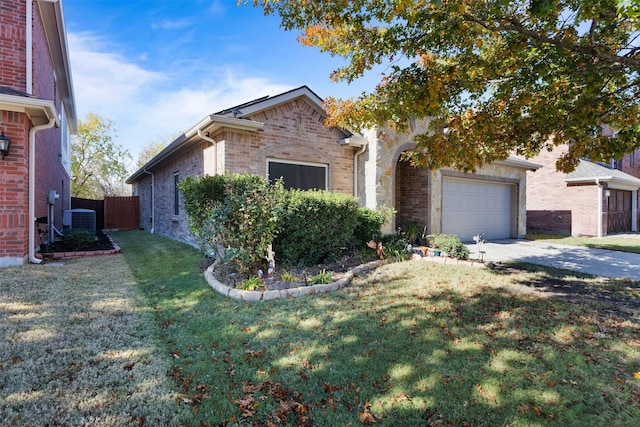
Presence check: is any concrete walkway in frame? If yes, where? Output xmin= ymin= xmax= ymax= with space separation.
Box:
xmin=467 ymin=239 xmax=640 ymax=281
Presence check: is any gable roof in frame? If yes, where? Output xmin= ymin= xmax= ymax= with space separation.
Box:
xmin=127 ymin=86 xmax=353 ymax=184
xmin=126 ymin=114 xmax=264 ymax=184
xmin=216 ymin=86 xmax=325 ymax=119
xmin=565 ymin=159 xmax=640 ymax=190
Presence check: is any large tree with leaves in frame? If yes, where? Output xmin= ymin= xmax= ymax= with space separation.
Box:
xmin=252 ymin=0 xmax=640 ymax=172
xmin=71 ymin=113 xmax=131 ymax=199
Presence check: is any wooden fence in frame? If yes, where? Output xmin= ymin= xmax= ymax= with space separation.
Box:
xmin=71 ymin=197 xmax=104 ymax=229
xmin=71 ymin=196 xmax=140 ymax=231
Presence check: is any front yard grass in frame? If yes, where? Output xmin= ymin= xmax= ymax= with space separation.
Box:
xmin=0 ymin=250 xmax=188 ymax=426
xmin=114 ymin=230 xmax=640 ymax=426
xmin=527 ymin=233 xmax=640 ymax=254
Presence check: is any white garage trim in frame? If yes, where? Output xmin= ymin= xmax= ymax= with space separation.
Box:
xmin=442 ymin=177 xmax=515 ymax=241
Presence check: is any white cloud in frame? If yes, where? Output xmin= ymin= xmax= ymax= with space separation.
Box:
xmin=67 ymin=31 xmax=291 ymax=167
xmin=151 ymin=19 xmax=191 ymax=30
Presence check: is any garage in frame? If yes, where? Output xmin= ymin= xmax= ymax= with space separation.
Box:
xmin=442 ymin=178 xmax=514 ymax=241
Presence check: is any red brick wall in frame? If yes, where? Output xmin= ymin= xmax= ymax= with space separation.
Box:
xmin=0 ymin=0 xmax=70 ymax=263
xmin=32 ymin=1 xmax=69 ymax=232
xmin=395 ymin=158 xmax=429 ymax=231
xmin=0 ymin=111 xmax=30 ymax=261
xmin=619 ymin=150 xmax=640 ymax=178
xmin=0 ymin=0 xmax=27 ymax=90
xmin=526 ymin=144 xmax=602 ymax=236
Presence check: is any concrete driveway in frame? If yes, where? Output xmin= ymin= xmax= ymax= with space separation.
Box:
xmin=467 ymin=239 xmax=640 ymax=281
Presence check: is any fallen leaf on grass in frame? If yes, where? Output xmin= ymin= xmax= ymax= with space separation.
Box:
xmin=634 ymin=372 xmax=640 ymax=380
xmin=395 ymin=394 xmax=410 ymax=402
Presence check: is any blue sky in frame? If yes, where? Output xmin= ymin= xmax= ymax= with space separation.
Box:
xmin=62 ymin=0 xmax=380 ymax=166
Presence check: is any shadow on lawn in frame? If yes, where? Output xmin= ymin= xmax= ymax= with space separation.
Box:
xmin=0 ymin=255 xmax=187 ymax=426
xmin=114 ymin=231 xmax=640 ymax=426
xmin=490 ymin=261 xmax=640 ymax=318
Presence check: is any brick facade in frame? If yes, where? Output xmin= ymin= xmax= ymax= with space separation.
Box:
xmin=395 ymin=158 xmax=430 ymax=231
xmin=526 ymin=143 xmax=636 ymax=236
xmin=0 ymin=0 xmax=74 ymax=266
xmin=132 ymin=95 xmax=354 ymax=247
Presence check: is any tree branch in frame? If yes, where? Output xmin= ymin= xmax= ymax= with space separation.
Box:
xmin=462 ymin=13 xmax=640 ymax=68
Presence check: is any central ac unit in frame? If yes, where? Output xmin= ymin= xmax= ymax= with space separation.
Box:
xmin=63 ymin=209 xmax=97 ymax=234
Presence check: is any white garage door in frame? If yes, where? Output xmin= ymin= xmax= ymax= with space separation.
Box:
xmin=442 ymin=178 xmax=512 ymax=241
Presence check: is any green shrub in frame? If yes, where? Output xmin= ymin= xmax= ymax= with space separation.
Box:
xmin=179 ymin=175 xmax=225 ymax=230
xmin=64 ymin=228 xmax=95 ymax=251
xmin=273 ymin=190 xmax=359 ymax=266
xmin=180 ymin=173 xmax=282 ymax=274
xmin=353 ymin=207 xmax=384 ymax=246
xmin=428 ymin=234 xmax=469 ymax=259
xmin=380 ymin=232 xmax=411 ymax=260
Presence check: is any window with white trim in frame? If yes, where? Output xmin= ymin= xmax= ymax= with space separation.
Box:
xmin=267 ymin=159 xmax=327 ymax=190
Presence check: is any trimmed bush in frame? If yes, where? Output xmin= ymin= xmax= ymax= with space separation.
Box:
xmin=353 ymin=207 xmax=384 ymax=246
xmin=64 ymin=228 xmax=95 ymax=251
xmin=273 ymin=190 xmax=360 ymax=266
xmin=179 ymin=175 xmax=225 ymax=233
xmin=428 ymin=234 xmax=469 ymax=259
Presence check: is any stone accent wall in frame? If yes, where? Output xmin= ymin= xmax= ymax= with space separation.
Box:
xmin=360 ymin=118 xmax=530 ymax=238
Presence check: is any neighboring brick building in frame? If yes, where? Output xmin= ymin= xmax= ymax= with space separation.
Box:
xmin=0 ymin=0 xmax=77 ymax=266
xmin=526 ymin=143 xmax=640 ymax=237
xmin=127 ymin=86 xmax=541 ymax=245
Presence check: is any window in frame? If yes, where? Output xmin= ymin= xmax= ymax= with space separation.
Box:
xmin=173 ymin=173 xmax=180 ymax=216
xmin=268 ymin=160 xmax=327 ymax=190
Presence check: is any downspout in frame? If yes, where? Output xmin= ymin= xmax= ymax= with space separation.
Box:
xmin=26 ymin=0 xmax=33 ymax=94
xmin=353 ymin=143 xmax=367 ymax=198
xmin=143 ymin=169 xmax=155 ymax=234
xmin=28 ymin=118 xmax=57 ymax=263
xmin=596 ymin=178 xmax=603 ymax=238
xmin=197 ymin=129 xmax=218 ymax=175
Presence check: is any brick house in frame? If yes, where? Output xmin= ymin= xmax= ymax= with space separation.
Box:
xmin=127 ymin=86 xmax=541 ymax=246
xmin=357 ymin=119 xmax=540 ymax=241
xmin=0 ymin=0 xmax=77 ymax=266
xmin=526 ymin=143 xmax=640 ymax=237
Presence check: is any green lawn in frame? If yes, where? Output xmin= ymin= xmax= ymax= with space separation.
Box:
xmin=113 ymin=231 xmax=640 ymax=426
xmin=526 ymin=233 xmax=640 ymax=254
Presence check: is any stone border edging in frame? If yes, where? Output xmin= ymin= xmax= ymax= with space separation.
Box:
xmin=204 ymin=260 xmax=383 ymax=302
xmin=204 ymin=254 xmax=488 ymax=302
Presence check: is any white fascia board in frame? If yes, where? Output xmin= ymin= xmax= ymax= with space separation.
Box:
xmin=37 ymin=0 xmax=77 ymax=133
xmin=338 ymin=135 xmax=369 ymax=148
xmin=184 ymin=115 xmax=264 ymax=138
xmin=494 ymin=157 xmax=543 ymax=171
xmin=0 ymin=94 xmax=59 ymax=127
xmin=565 ymin=175 xmax=640 ymax=190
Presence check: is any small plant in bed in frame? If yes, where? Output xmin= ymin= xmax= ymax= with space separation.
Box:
xmin=237 ymin=276 xmax=263 ymax=291
xmin=64 ymin=229 xmax=96 ymax=251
